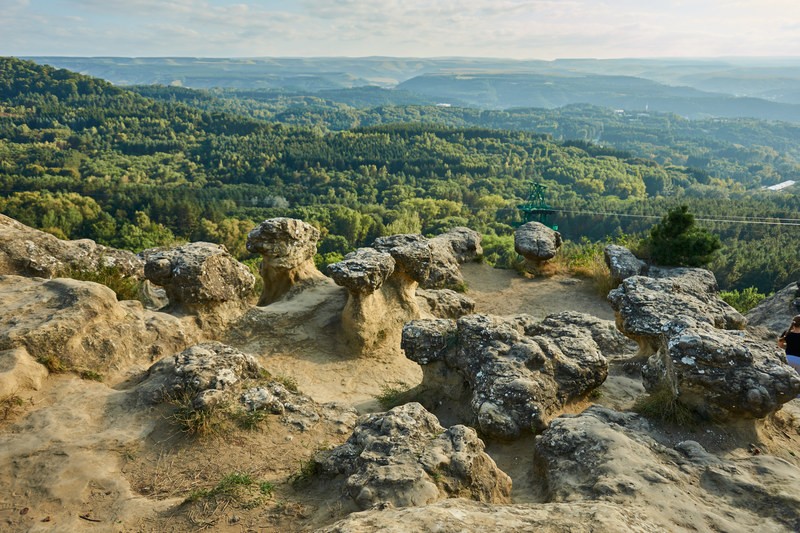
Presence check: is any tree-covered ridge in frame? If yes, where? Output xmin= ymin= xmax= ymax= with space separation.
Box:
xmin=1 ymin=57 xmax=799 ymax=293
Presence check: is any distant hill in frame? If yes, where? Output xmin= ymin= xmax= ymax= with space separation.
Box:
xmin=25 ymin=56 xmax=800 ymax=122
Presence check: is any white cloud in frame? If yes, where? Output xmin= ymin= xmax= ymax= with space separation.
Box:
xmin=1 ymin=0 xmax=799 ymax=57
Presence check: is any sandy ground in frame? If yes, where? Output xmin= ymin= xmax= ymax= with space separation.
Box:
xmin=1 ymin=263 xmax=799 ymax=532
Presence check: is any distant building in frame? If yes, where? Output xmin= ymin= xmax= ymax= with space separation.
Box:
xmin=764 ymin=180 xmax=796 ymax=191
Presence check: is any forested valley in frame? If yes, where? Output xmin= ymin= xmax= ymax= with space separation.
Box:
xmin=2 ymin=57 xmax=800 ymax=295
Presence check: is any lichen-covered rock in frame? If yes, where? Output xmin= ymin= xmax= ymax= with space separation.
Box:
xmin=642 ymin=318 xmax=800 ymax=420
xmin=327 ymin=248 xmax=396 ymax=294
xmin=0 ymin=213 xmax=143 ymax=279
xmin=604 ymin=244 xmax=646 ymax=285
xmin=139 ymin=342 xmax=358 ymax=432
xmin=402 ymin=313 xmax=608 ymax=438
xmin=416 ymin=288 xmax=476 ymax=319
xmin=246 ymin=218 xmax=326 ymax=305
xmin=315 ymin=402 xmax=511 ymax=510
xmin=143 ymin=242 xmax=255 ymax=315
xmin=534 ymin=405 xmax=800 ymax=532
xmin=372 ymin=234 xmax=432 ymax=283
xmin=746 ymin=280 xmax=800 ymax=334
xmin=139 ymin=342 xmax=262 ymax=408
xmin=526 ymin=311 xmax=638 ymax=359
xmin=514 ymin=221 xmax=562 ymax=263
xmin=0 ymin=275 xmax=199 ymax=378
xmin=432 ymin=227 xmax=483 ymax=264
xmin=608 ymin=269 xmax=745 ymax=356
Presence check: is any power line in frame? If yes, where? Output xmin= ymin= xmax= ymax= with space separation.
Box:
xmin=550 ymin=208 xmax=800 ymax=227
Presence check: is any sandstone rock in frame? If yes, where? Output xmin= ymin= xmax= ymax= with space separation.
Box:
xmin=246 ymin=218 xmax=327 ymax=305
xmin=0 ymin=275 xmax=199 ymax=378
xmin=514 ymin=221 xmax=562 ymax=264
xmin=534 ymin=405 xmax=800 ymax=532
xmin=603 ymin=244 xmax=646 ymax=285
xmin=416 ymin=288 xmax=476 ymax=319
xmin=143 ymin=242 xmax=254 ymax=316
xmin=372 ymin=234 xmax=432 ymax=283
xmin=0 ymin=347 xmax=48 ymax=396
xmin=402 ymin=313 xmax=608 ymax=438
xmin=315 ymin=402 xmax=511 ymax=510
xmin=642 ymin=318 xmax=800 ymax=420
xmin=318 ymin=499 xmax=663 ymax=533
xmin=608 ymin=269 xmax=745 ymax=356
xmin=0 ymin=213 xmax=143 ymax=279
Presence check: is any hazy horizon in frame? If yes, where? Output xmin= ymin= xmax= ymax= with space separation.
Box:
xmin=2 ymin=1 xmax=799 ymax=60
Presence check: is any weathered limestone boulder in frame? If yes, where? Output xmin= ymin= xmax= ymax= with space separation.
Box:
xmin=746 ymin=280 xmax=800 ymax=334
xmin=604 ymin=244 xmax=646 ymax=285
xmin=143 ymin=242 xmax=255 ymax=318
xmin=642 ymin=318 xmax=800 ymax=420
xmin=139 ymin=342 xmax=358 ymax=432
xmin=0 ymin=213 xmax=143 ymax=279
xmin=315 ymin=402 xmax=511 ymax=510
xmin=402 ymin=313 xmax=609 ymax=438
xmin=246 ymin=217 xmax=327 ymax=305
xmin=534 ymin=405 xmax=800 ymax=532
xmin=139 ymin=342 xmax=262 ymax=408
xmin=0 ymin=275 xmax=199 ymax=379
xmin=327 ymin=248 xmax=397 ymax=352
xmin=514 ymin=221 xmax=562 ymax=264
xmin=432 ymin=226 xmax=483 ymax=263
xmin=608 ymin=269 xmax=745 ymax=356
xmin=416 ymin=288 xmax=476 ymax=319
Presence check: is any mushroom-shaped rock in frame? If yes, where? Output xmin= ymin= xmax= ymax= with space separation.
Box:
xmin=327 ymin=248 xmax=397 ymax=352
xmin=642 ymin=318 xmax=800 ymax=420
xmin=0 ymin=213 xmax=143 ymax=279
xmin=246 ymin=218 xmax=326 ymax=305
xmin=604 ymin=244 xmax=646 ymax=286
xmin=514 ymin=221 xmax=562 ymax=264
xmin=608 ymin=269 xmax=745 ymax=356
xmin=372 ymin=234 xmax=433 ymax=283
xmin=144 ymin=242 xmax=255 ymax=317
xmin=315 ymin=402 xmax=511 ymax=510
xmin=533 ymin=405 xmax=800 ymax=532
xmin=402 ymin=313 xmax=608 ymax=439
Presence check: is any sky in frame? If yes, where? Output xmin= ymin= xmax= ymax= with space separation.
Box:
xmin=1 ymin=0 xmax=799 ymax=59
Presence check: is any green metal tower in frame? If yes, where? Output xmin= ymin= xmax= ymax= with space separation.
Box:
xmin=518 ymin=182 xmax=557 ymax=230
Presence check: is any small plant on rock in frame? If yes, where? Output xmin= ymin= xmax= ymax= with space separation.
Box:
xmin=375 ymin=381 xmax=413 ymax=410
xmin=0 ymin=394 xmax=25 ymax=421
xmin=166 ymin=389 xmax=225 ymax=437
xmin=633 ymin=381 xmax=701 ymax=427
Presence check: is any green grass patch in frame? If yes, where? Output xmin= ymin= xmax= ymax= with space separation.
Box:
xmin=185 ymin=472 xmax=274 ymax=509
xmin=632 ymin=381 xmax=701 ymax=427
xmin=60 ymin=262 xmax=142 ymax=301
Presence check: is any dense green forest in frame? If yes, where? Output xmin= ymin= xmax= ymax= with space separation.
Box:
xmin=2 ymin=57 xmax=800 ymax=293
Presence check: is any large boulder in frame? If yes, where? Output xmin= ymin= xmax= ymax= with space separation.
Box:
xmin=608 ymin=269 xmax=745 ymax=356
xmin=424 ymin=227 xmax=482 ymax=288
xmin=0 ymin=213 xmax=142 ymax=279
xmin=402 ymin=312 xmax=609 ymax=438
xmin=315 ymin=402 xmax=511 ymax=510
xmin=138 ymin=342 xmax=358 ymax=433
xmin=416 ymin=288 xmax=476 ymax=319
xmin=603 ymin=244 xmax=646 ymax=286
xmin=143 ymin=242 xmax=255 ymax=319
xmin=246 ymin=217 xmax=327 ymax=305
xmin=514 ymin=221 xmax=562 ymax=264
xmin=534 ymin=405 xmax=800 ymax=532
xmin=746 ymin=280 xmax=800 ymax=335
xmin=642 ymin=318 xmax=800 ymax=420
xmin=0 ymin=275 xmax=199 ymax=380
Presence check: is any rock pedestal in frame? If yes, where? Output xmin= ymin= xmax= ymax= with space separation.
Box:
xmin=246 ymin=217 xmax=326 ymax=305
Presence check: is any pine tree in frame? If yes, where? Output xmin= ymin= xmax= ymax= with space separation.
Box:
xmin=647 ymin=205 xmax=721 ymax=267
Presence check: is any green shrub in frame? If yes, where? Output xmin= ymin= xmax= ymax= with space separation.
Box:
xmin=720 ymin=287 xmax=770 ymax=313
xmin=60 ymin=263 xmax=141 ymax=301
